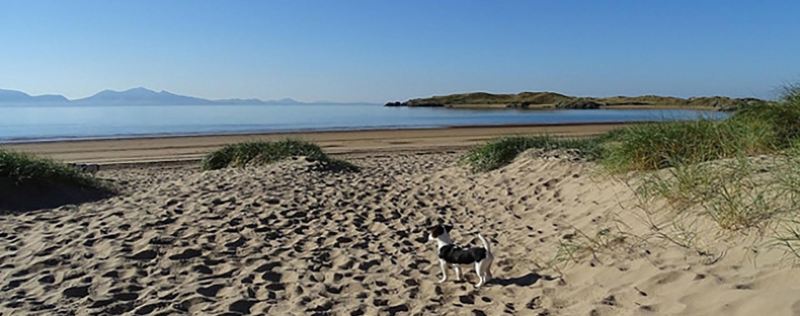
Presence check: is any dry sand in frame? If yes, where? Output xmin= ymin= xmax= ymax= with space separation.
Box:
xmin=2 ymin=147 xmax=799 ymax=315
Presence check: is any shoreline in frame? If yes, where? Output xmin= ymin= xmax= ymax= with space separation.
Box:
xmin=3 ymin=122 xmax=633 ymax=166
xmin=1 ymin=121 xmax=644 ymax=145
xmin=415 ymin=103 xmax=719 ymax=111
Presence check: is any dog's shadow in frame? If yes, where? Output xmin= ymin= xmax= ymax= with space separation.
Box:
xmin=490 ymin=272 xmax=553 ymax=287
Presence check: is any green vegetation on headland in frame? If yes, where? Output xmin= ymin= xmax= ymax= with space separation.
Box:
xmin=202 ymin=139 xmax=359 ymax=172
xmin=387 ymin=91 xmax=769 ymax=111
xmin=0 ymin=150 xmax=113 ymax=211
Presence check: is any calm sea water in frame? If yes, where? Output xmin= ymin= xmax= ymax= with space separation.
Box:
xmin=0 ymin=104 xmax=729 ymax=142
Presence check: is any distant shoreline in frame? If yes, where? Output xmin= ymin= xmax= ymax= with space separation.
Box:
xmin=1 ymin=108 xmax=728 ymax=145
xmin=386 ymin=91 xmax=769 ymax=111
xmin=2 ymin=121 xmax=638 ymax=145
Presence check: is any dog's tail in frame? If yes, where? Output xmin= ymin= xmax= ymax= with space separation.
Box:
xmin=478 ymin=233 xmax=492 ymax=256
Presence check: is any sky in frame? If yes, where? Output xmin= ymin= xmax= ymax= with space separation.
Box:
xmin=1 ymin=0 xmax=799 ymax=103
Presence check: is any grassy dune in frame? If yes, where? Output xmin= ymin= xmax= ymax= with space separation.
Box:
xmin=202 ymin=139 xmax=359 ymax=172
xmin=460 ymin=136 xmax=604 ymax=172
xmin=464 ymin=86 xmax=800 ymax=257
xmin=464 ymin=87 xmax=800 ymax=173
xmin=0 ymin=150 xmax=112 ymax=211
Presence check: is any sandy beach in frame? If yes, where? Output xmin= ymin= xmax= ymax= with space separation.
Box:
xmin=3 ymin=0 xmax=796 ymax=314
xmin=2 ymin=125 xmax=800 ymax=315
xmin=3 ymin=123 xmax=627 ymax=165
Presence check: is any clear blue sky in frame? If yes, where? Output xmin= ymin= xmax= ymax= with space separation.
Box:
xmin=1 ymin=0 xmax=799 ymax=102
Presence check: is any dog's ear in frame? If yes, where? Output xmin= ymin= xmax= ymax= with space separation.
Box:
xmin=444 ymin=224 xmax=453 ymax=232
xmin=429 ymin=225 xmax=444 ymax=238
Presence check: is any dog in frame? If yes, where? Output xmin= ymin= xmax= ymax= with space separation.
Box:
xmin=427 ymin=224 xmax=494 ymax=288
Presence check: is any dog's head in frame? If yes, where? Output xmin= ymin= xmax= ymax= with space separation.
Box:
xmin=427 ymin=224 xmax=453 ymax=242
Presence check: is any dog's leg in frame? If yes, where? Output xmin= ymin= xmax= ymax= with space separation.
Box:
xmin=474 ymin=262 xmax=485 ymax=288
xmin=453 ymin=265 xmax=462 ymax=281
xmin=438 ymin=259 xmax=448 ymax=283
xmin=480 ymin=258 xmax=493 ymax=286
xmin=485 ymin=256 xmax=494 ymax=281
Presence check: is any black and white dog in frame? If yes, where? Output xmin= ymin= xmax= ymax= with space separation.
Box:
xmin=427 ymin=224 xmax=494 ymax=288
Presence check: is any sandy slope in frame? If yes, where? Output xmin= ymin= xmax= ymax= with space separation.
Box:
xmin=1 ymin=150 xmax=799 ymax=315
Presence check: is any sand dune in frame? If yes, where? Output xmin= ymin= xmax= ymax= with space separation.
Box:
xmin=1 ymin=150 xmax=799 ymax=315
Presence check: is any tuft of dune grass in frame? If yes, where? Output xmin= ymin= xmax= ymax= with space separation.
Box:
xmin=600 ymin=119 xmax=775 ymax=172
xmin=461 ymin=135 xmax=604 ymax=172
xmin=463 ymin=83 xmax=800 ymax=241
xmin=0 ymin=149 xmax=113 ymax=211
xmin=0 ymin=149 xmax=105 ymax=188
xmin=464 ymin=85 xmax=800 ymax=174
xmin=201 ymin=139 xmax=359 ymax=172
xmin=602 ymin=91 xmax=799 ymax=172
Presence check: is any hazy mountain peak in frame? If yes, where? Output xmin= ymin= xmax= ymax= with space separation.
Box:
xmin=129 ymin=87 xmax=155 ymax=93
xmin=0 ymin=87 xmax=370 ymax=106
xmin=0 ymin=88 xmax=69 ymax=104
xmin=74 ymin=87 xmax=209 ymax=105
xmin=0 ymin=88 xmax=31 ymax=98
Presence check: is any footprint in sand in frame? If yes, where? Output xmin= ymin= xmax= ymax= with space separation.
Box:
xmin=228 ymin=299 xmax=257 ymax=314
xmin=129 ymin=249 xmax=158 ymax=261
xmin=63 ymin=284 xmax=91 ymax=298
xmin=197 ymin=284 xmax=225 ymax=297
xmin=168 ymin=248 xmax=202 ymax=260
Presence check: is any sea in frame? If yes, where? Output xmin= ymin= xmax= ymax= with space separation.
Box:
xmin=0 ymin=104 xmax=729 ymax=143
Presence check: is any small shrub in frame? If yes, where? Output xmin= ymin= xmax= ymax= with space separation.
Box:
xmin=201 ymin=139 xmax=358 ymax=171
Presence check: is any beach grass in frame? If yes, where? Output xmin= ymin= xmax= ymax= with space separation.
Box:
xmin=464 ymin=86 xmax=800 ymax=173
xmin=0 ymin=149 xmax=105 ymax=188
xmin=201 ymin=139 xmax=359 ymax=171
xmin=620 ymin=90 xmax=800 ymax=247
xmin=461 ymin=135 xmax=604 ymax=172
xmin=603 ymin=84 xmax=799 ymax=171
xmin=600 ymin=118 xmax=774 ymax=172
xmin=0 ymin=149 xmax=113 ymax=211
xmin=464 ymin=84 xmax=800 ymax=238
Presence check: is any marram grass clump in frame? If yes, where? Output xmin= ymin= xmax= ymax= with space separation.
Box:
xmin=602 ymin=89 xmax=800 ymax=172
xmin=600 ymin=119 xmax=775 ymax=172
xmin=201 ymin=139 xmax=359 ymax=172
xmin=0 ymin=150 xmax=104 ymax=187
xmin=729 ymin=89 xmax=800 ymax=148
xmin=461 ymin=135 xmax=604 ymax=172
xmin=0 ymin=149 xmax=113 ymax=211
xmin=464 ymin=85 xmax=800 ymax=173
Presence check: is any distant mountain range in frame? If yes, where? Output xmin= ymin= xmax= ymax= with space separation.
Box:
xmin=0 ymin=87 xmax=372 ymax=106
